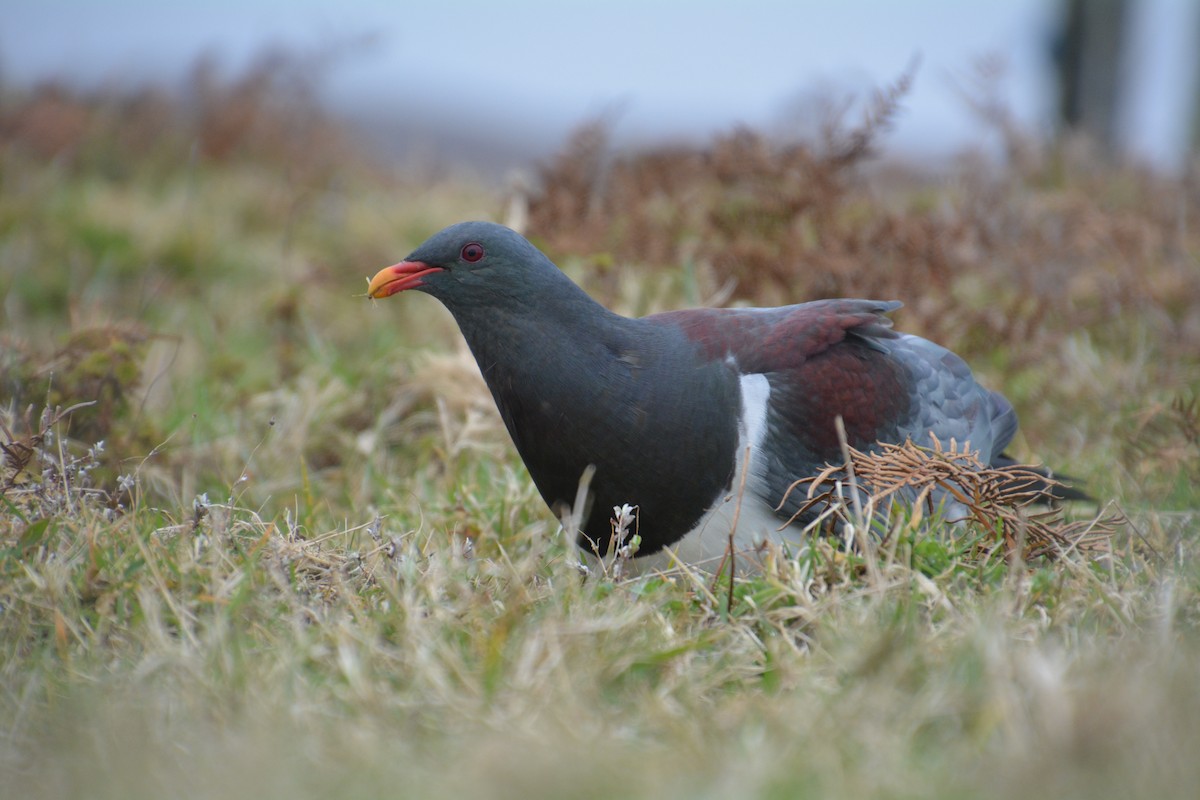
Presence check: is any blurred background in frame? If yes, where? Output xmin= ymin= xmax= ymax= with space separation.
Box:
xmin=5 ymin=7 xmax=1200 ymax=800
xmin=5 ymin=0 xmax=1198 ymax=175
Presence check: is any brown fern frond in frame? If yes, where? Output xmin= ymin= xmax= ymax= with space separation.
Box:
xmin=778 ymin=438 xmax=1116 ymax=561
xmin=824 ymin=54 xmax=921 ymax=168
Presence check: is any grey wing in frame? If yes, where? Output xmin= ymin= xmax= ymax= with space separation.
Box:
xmin=883 ymin=334 xmax=1017 ymax=465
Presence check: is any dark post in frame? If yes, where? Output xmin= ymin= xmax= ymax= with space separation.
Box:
xmin=1052 ymin=0 xmax=1130 ymax=152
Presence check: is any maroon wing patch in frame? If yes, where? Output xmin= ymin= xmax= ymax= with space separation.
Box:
xmin=647 ymin=300 xmax=911 ymax=457
xmin=646 ymin=299 xmax=902 ymax=372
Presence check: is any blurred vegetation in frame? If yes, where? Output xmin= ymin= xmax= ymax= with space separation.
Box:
xmin=1 ymin=56 xmax=1199 ymax=799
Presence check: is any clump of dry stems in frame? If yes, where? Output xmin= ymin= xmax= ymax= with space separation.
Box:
xmin=782 ymin=437 xmax=1118 ymax=561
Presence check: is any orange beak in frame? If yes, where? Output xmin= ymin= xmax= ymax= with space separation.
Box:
xmin=367 ymin=261 xmax=443 ymax=298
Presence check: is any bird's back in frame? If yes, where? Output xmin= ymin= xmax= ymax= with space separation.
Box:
xmin=648 ymin=301 xmax=1020 ymax=527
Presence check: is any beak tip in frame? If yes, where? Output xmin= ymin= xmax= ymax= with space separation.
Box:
xmin=366 ymin=261 xmax=440 ymax=299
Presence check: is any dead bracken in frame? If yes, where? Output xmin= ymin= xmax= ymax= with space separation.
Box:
xmin=782 ymin=437 xmax=1120 ymax=561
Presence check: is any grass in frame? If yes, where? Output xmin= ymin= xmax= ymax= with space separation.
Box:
xmin=2 ymin=64 xmax=1200 ymax=798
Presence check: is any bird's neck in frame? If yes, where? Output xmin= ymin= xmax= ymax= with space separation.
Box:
xmin=450 ymin=285 xmax=639 ymax=431
xmin=447 ymin=271 xmax=631 ymax=393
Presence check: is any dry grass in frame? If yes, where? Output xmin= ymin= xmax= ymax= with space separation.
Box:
xmin=1 ymin=59 xmax=1199 ymax=799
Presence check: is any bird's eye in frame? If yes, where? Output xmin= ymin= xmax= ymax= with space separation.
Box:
xmin=461 ymin=243 xmax=485 ymax=263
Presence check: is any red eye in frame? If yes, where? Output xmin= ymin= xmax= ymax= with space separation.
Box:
xmin=461 ymin=242 xmax=485 ymax=263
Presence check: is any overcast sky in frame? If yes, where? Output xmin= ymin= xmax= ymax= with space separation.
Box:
xmin=4 ymin=1 xmax=1197 ymax=170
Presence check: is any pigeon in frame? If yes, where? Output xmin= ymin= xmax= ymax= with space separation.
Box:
xmin=368 ymin=221 xmax=1078 ymax=570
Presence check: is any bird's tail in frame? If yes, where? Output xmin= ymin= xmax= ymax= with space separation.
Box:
xmin=991 ymin=453 xmax=1092 ymax=503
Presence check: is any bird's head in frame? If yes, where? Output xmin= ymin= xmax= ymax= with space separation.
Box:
xmin=367 ymin=221 xmax=555 ymax=308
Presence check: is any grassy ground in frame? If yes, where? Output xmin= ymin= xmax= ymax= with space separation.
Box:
xmin=3 ymin=67 xmax=1200 ymax=798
